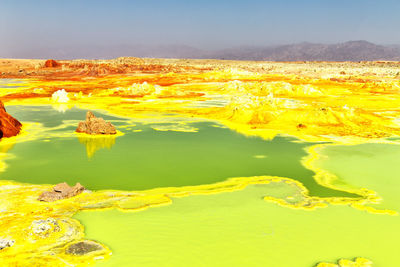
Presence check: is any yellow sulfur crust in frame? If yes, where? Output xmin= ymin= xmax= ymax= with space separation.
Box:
xmin=3 ymin=59 xmax=400 ymax=265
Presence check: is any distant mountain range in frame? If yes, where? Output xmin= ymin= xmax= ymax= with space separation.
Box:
xmin=207 ymin=41 xmax=400 ymax=61
xmin=3 ymin=41 xmax=400 ymax=61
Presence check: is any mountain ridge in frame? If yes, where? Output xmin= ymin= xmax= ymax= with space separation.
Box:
xmin=2 ymin=41 xmax=400 ymax=61
xmin=206 ymin=41 xmax=400 ymax=61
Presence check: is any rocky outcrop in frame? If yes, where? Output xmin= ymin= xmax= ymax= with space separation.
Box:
xmin=0 ymin=101 xmax=22 ymax=138
xmin=44 ymin=59 xmax=60 ymax=68
xmin=38 ymin=182 xmax=85 ymax=202
xmin=76 ymin=111 xmax=117 ymax=135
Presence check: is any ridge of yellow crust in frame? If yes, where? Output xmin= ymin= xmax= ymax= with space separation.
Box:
xmin=0 ymin=166 xmax=392 ymax=266
xmin=316 ymin=257 xmax=373 ymax=267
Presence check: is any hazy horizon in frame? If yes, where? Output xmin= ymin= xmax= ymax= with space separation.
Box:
xmin=2 ymin=0 xmax=400 ymax=59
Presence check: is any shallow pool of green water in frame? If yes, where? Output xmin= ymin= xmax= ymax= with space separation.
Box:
xmin=75 ymin=142 xmax=400 ymax=267
xmin=1 ymin=105 xmax=398 ymax=266
xmin=2 ymin=105 xmax=354 ymax=197
xmin=318 ymin=143 xmax=400 ymax=213
xmin=76 ymin=184 xmax=399 ymax=267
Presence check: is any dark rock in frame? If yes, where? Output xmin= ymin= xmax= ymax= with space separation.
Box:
xmin=38 ymin=182 xmax=85 ymax=202
xmin=76 ymin=111 xmax=117 ymax=135
xmin=66 ymin=241 xmax=103 ymax=255
xmin=297 ymin=123 xmax=307 ymax=129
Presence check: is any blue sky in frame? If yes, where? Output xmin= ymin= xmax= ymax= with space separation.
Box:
xmin=1 ymin=0 xmax=400 ymax=52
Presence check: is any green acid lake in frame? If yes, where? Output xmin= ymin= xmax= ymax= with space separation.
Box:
xmin=75 ymin=142 xmax=400 ymax=267
xmin=3 ymin=105 xmax=395 ymax=267
xmin=2 ymin=105 xmax=354 ymax=197
xmin=317 ymin=143 xmax=400 ymax=213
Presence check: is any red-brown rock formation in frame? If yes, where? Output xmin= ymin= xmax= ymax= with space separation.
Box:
xmin=38 ymin=182 xmax=85 ymax=202
xmin=44 ymin=59 xmax=60 ymax=68
xmin=76 ymin=111 xmax=117 ymax=135
xmin=0 ymin=101 xmax=22 ymax=138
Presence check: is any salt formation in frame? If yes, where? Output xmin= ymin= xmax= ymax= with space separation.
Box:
xmin=51 ymin=89 xmax=70 ymax=103
xmin=110 ymin=82 xmax=163 ymax=96
xmin=224 ymin=81 xmax=322 ymax=97
xmin=0 ymin=239 xmax=14 ymax=250
xmin=30 ymin=218 xmax=60 ymax=237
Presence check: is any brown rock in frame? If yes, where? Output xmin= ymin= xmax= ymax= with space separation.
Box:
xmin=55 ymin=182 xmax=84 ymax=198
xmin=44 ymin=59 xmax=60 ymax=68
xmin=76 ymin=111 xmax=117 ymax=135
xmin=37 ymin=191 xmax=64 ymax=202
xmin=86 ymin=111 xmax=95 ymax=120
xmin=0 ymin=101 xmax=22 ymax=138
xmin=38 ymin=182 xmax=85 ymax=202
xmin=53 ymin=182 xmax=70 ymax=193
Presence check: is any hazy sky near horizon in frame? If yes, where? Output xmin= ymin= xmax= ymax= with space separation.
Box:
xmin=1 ymin=0 xmax=400 ymax=53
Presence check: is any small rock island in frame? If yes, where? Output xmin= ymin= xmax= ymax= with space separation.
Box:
xmin=76 ymin=111 xmax=117 ymax=135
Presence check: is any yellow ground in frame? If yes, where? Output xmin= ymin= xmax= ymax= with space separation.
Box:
xmin=1 ymin=59 xmax=400 ymax=266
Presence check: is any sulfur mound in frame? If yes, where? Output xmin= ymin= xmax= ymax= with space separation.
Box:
xmin=38 ymin=182 xmax=85 ymax=202
xmin=76 ymin=111 xmax=117 ymax=135
xmin=0 ymin=100 xmax=22 ymax=139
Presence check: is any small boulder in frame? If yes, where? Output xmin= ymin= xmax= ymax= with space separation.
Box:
xmin=76 ymin=111 xmax=117 ymax=135
xmin=38 ymin=182 xmax=85 ymax=202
